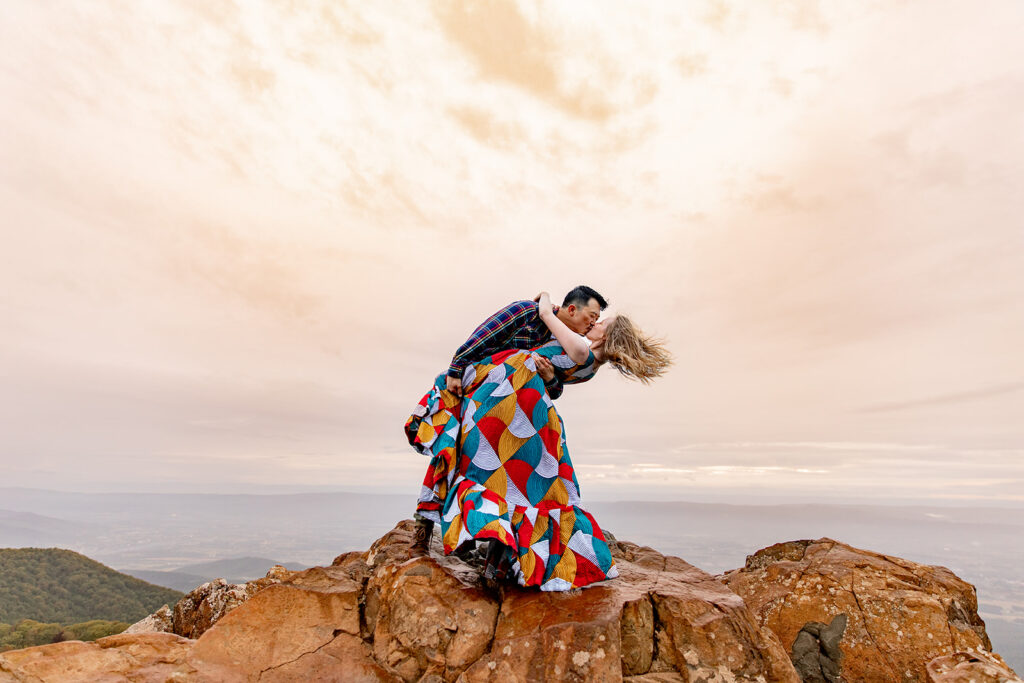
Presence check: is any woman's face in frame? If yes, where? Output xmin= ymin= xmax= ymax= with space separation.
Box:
xmin=585 ymin=315 xmax=616 ymax=344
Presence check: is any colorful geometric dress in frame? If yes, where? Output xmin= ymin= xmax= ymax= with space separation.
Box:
xmin=404 ymin=340 xmax=618 ymax=591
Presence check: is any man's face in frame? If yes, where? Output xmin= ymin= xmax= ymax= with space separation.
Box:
xmin=566 ymin=298 xmax=601 ymax=335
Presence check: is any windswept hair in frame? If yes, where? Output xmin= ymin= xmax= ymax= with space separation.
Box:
xmin=602 ymin=315 xmax=672 ymax=383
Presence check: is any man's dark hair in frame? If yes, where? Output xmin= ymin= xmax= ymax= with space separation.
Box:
xmin=562 ymin=285 xmax=608 ymax=310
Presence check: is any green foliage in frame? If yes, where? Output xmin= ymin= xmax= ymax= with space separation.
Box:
xmin=0 ymin=548 xmax=182 ymax=624
xmin=62 ymin=619 xmax=131 ymax=642
xmin=0 ymin=619 xmax=129 ymax=652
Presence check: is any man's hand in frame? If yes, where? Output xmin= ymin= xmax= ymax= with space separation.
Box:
xmin=446 ymin=375 xmax=463 ymax=398
xmin=534 ymin=354 xmax=555 ymax=383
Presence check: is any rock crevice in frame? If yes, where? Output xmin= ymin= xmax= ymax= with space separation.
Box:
xmin=849 ymin=575 xmax=898 ymax=680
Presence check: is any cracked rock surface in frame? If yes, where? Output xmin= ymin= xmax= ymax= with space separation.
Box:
xmin=0 ymin=526 xmax=1014 ymax=682
xmin=719 ymin=537 xmax=1017 ymax=683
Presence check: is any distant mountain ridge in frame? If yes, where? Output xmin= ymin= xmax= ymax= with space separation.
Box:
xmin=173 ymin=556 xmax=307 ymax=579
xmin=117 ymin=570 xmax=209 ymax=594
xmin=0 ymin=509 xmax=91 ymax=548
xmin=0 ymin=548 xmax=182 ymax=624
xmin=122 ymin=557 xmax=307 ymax=592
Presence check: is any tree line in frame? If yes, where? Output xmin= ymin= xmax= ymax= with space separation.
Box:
xmin=0 ymin=548 xmax=182 ymax=624
xmin=0 ymin=619 xmax=130 ymax=652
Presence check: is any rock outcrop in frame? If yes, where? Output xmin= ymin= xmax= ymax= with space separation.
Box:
xmin=123 ymin=564 xmax=297 ymax=639
xmin=174 ymin=565 xmax=296 ymax=639
xmin=926 ymin=650 xmax=1023 ymax=682
xmin=0 ymin=525 xmax=1017 ymax=683
xmin=0 ymin=521 xmax=794 ymax=682
xmin=0 ymin=633 xmax=194 ymax=683
xmin=719 ymin=538 xmax=1015 ymax=683
xmin=123 ymin=604 xmax=173 ymax=635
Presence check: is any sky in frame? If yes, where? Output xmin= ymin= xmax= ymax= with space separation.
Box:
xmin=1 ymin=0 xmax=1022 ymax=505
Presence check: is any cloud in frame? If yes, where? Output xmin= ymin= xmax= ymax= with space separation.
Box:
xmin=700 ymin=0 xmax=733 ymax=32
xmin=2 ymin=0 xmax=1022 ymax=502
xmin=675 ymin=441 xmax=941 ymax=452
xmin=676 ymin=54 xmax=709 ymax=78
xmin=432 ymin=0 xmax=649 ymax=123
xmin=447 ymin=106 xmax=527 ymax=150
xmin=775 ymin=0 xmax=829 ymax=34
xmin=858 ymin=382 xmax=1024 ymax=414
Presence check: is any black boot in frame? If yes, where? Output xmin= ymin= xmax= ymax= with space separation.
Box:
xmin=408 ymin=517 xmax=434 ymax=558
xmin=482 ymin=538 xmax=504 ymax=580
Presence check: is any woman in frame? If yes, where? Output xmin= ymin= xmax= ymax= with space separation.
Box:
xmin=405 ymin=293 xmax=671 ymax=590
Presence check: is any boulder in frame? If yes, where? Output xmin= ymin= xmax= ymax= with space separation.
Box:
xmin=0 ymin=633 xmax=196 ymax=683
xmin=926 ymin=650 xmax=1022 ymax=682
xmin=124 ymin=564 xmax=297 ymax=638
xmin=719 ymin=538 xmax=1013 ymax=683
xmin=123 ymin=603 xmax=173 ymax=635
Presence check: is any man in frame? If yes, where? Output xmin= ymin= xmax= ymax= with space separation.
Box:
xmin=409 ymin=285 xmax=609 ymax=557
xmin=445 ymin=285 xmax=607 ymax=400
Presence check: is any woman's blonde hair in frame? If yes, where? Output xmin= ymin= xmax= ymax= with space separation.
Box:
xmin=602 ymin=315 xmax=672 ymax=383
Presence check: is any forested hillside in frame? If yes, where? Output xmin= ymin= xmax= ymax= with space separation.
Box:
xmin=0 ymin=619 xmax=128 ymax=652
xmin=0 ymin=548 xmax=182 ymax=624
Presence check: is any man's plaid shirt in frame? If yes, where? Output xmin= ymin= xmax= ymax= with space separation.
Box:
xmin=447 ymin=300 xmax=564 ymax=399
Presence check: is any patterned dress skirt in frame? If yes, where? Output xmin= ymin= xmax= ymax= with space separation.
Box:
xmin=405 ymin=341 xmax=618 ymax=591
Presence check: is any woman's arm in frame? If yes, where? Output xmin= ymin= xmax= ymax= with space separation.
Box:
xmin=536 ymin=292 xmax=590 ymax=364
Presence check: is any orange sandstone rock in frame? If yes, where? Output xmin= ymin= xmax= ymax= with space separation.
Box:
xmin=720 ymin=537 xmax=1009 ymax=683
xmin=0 ymin=633 xmax=195 ymax=683
xmin=0 ymin=524 xmax=1014 ymax=683
xmin=926 ymin=649 xmax=1022 ymax=682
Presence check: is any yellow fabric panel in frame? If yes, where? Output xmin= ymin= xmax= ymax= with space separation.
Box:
xmin=483 ymin=472 xmax=507 ymax=502
xmin=510 ymin=362 xmax=533 ymax=391
xmin=498 ymin=429 xmax=531 ymax=462
xmin=480 ymin=518 xmax=513 ymax=544
xmin=540 ymin=478 xmax=568 ymax=504
xmin=530 ymin=514 xmax=549 ymax=545
xmin=489 ymin=393 xmax=517 ymax=432
xmin=549 ymin=549 xmax=577 ymax=585
xmin=518 ymin=551 xmax=535 ymax=580
xmin=560 ymin=510 xmax=576 ymax=545
xmin=442 ymin=516 xmax=463 ymax=548
xmin=417 ymin=421 xmax=436 ymax=443
xmin=467 ymin=363 xmax=495 ymax=393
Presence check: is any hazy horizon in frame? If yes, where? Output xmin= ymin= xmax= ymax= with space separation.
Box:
xmin=2 ymin=1 xmax=1022 ymax=503
xmin=2 ymin=488 xmax=1022 ymax=669
xmin=4 ymin=485 xmax=1024 ymax=510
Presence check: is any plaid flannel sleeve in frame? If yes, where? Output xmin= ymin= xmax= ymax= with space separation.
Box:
xmin=447 ymin=301 xmax=535 ymax=379
xmin=545 ymin=374 xmax=564 ymax=400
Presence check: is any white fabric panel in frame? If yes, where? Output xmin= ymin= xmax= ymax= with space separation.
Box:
xmin=540 ymin=577 xmax=572 ymax=592
xmin=491 ymin=378 xmax=515 ymax=398
xmin=567 ymin=529 xmax=601 ymax=567
xmin=507 ymin=403 xmax=536 ymax=438
xmin=504 ymin=473 xmax=531 ymax=507
xmin=470 ymin=431 xmax=503 ymax=471
xmin=535 ymin=450 xmax=559 ymax=478
xmin=551 ymin=353 xmax=575 ymax=369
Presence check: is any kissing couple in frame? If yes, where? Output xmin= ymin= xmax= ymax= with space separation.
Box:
xmin=404 ymin=286 xmax=671 ymax=591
